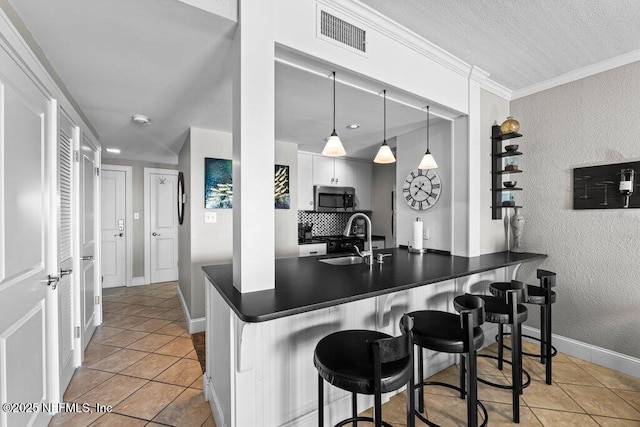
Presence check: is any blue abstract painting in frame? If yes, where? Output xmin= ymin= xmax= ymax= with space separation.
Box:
xmin=205 ymin=158 xmax=233 ymax=209
xmin=274 ymin=164 xmax=290 ymax=209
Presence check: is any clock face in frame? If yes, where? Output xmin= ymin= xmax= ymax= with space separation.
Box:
xmin=403 ymin=168 xmax=442 ymax=210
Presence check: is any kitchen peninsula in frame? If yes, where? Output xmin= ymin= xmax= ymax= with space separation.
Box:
xmin=203 ymin=249 xmax=546 ymax=427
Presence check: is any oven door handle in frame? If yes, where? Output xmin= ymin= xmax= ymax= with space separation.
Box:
xmin=343 ymin=192 xmax=347 ymax=211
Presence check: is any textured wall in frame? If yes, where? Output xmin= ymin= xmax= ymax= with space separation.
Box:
xmin=511 ymin=61 xmax=640 ymax=358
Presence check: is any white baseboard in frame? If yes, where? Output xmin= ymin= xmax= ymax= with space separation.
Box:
xmin=204 ymin=374 xmax=228 ymax=427
xmin=522 ymin=326 xmax=640 ymax=379
xmin=130 ymin=276 xmax=146 ymax=287
xmin=176 ymin=285 xmax=206 ymax=334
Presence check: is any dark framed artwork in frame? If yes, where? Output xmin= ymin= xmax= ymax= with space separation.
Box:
xmin=274 ymin=164 xmax=290 ymax=209
xmin=205 ymin=158 xmax=233 ymax=209
xmin=177 ymin=171 xmax=185 ymax=224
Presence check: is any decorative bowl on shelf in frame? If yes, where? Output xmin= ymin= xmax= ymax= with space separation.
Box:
xmin=502 ymin=201 xmax=516 ymax=207
xmin=503 ymin=181 xmax=517 ymax=188
xmin=505 ymin=144 xmax=519 ymax=152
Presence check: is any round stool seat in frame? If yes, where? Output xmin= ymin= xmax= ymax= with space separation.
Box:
xmin=408 ymin=310 xmax=484 ymax=353
xmin=490 ymin=282 xmax=556 ymax=305
xmin=475 ymin=295 xmax=528 ymax=324
xmin=314 ymin=330 xmax=412 ymax=395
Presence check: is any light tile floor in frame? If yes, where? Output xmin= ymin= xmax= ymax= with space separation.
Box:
xmin=49 ymin=282 xmax=215 ymax=427
xmin=51 ymin=282 xmax=640 ymax=426
xmin=361 ymin=339 xmax=640 ymax=426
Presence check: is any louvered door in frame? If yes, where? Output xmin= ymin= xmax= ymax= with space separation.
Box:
xmin=57 ymin=111 xmax=77 ymax=395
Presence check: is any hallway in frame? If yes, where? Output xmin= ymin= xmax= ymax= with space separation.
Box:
xmin=50 ymin=282 xmax=214 ymax=426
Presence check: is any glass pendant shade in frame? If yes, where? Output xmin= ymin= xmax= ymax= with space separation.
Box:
xmin=322 ymin=131 xmax=346 ymax=157
xmin=323 ymin=71 xmax=346 ymax=157
xmin=418 ymin=105 xmax=438 ymax=170
xmin=418 ymin=149 xmax=438 ymax=169
xmin=373 ymin=141 xmax=395 ymax=163
xmin=373 ymin=89 xmax=396 ymax=164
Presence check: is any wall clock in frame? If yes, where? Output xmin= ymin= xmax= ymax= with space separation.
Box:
xmin=403 ymin=168 xmax=441 ymax=210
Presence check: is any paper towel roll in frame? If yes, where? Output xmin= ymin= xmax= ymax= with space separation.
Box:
xmin=412 ymin=219 xmax=423 ymax=250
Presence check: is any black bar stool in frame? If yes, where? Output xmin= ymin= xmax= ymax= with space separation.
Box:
xmin=460 ymin=284 xmax=529 ymax=423
xmin=408 ymin=294 xmax=488 ymax=427
xmin=490 ymin=269 xmax=557 ymax=385
xmin=314 ymin=315 xmax=415 ymax=427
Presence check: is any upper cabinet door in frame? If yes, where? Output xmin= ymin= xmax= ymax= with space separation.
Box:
xmin=312 ymin=155 xmax=335 ymax=186
xmin=297 ymin=153 xmax=314 ymax=210
xmin=333 ymin=158 xmax=353 ymax=187
xmin=352 ymin=161 xmax=372 ymax=211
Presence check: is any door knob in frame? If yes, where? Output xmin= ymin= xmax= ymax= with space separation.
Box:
xmin=152 ymin=232 xmax=161 ymax=236
xmin=114 ymin=233 xmax=123 ymax=237
xmin=60 ymin=269 xmax=72 ymax=277
xmin=47 ymin=275 xmax=59 ymax=290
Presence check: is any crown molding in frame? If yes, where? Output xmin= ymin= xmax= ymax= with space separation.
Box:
xmin=321 ymin=0 xmax=472 ymax=79
xmin=512 ymin=48 xmax=640 ymax=100
xmin=320 ymin=1 xmax=513 ymax=102
xmin=480 ymin=79 xmax=513 ymax=101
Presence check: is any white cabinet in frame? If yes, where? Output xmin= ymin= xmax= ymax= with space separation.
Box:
xmin=297 ymin=153 xmax=314 ymax=210
xmin=352 ymin=161 xmax=372 ymax=211
xmin=298 ymin=243 xmax=327 ymax=257
xmin=299 ymin=153 xmax=372 ymax=211
xmin=312 ymin=156 xmax=353 ymax=187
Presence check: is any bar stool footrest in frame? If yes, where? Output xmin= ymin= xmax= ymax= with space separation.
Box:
xmin=495 ymin=333 xmax=558 ymax=358
xmin=335 ymin=416 xmax=393 ymax=427
xmin=414 ymin=381 xmax=488 ymax=427
xmin=477 ymin=354 xmax=531 ymax=389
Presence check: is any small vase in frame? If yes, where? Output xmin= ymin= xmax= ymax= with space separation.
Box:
xmin=510 ymin=208 xmax=524 ymax=253
xmin=501 ymin=116 xmax=520 ymax=135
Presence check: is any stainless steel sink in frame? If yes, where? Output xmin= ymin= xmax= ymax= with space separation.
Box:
xmin=319 ymin=256 xmax=364 ymax=266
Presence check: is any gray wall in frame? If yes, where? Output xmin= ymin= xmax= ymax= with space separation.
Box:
xmin=372 ymin=157 xmax=395 ymax=247
xmin=480 ymin=89 xmax=511 ymax=253
xmin=396 ymin=121 xmax=452 ymax=251
xmin=103 ymin=158 xmax=177 ymax=278
xmin=178 ymin=135 xmax=192 ymax=308
xmin=179 ymin=128 xmax=298 ymax=321
xmin=511 ymin=61 xmax=640 ymax=358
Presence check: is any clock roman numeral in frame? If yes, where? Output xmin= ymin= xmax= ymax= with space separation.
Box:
xmin=419 ymin=201 xmax=423 ymax=210
xmin=403 ymin=187 xmax=410 ymax=193
xmin=411 ymin=200 xmax=416 ymax=207
xmin=410 ymin=171 xmax=416 ymax=178
xmin=405 ymin=194 xmax=412 ymax=202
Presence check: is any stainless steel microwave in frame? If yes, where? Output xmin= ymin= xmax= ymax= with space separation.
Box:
xmin=314 ymin=186 xmax=355 ymax=212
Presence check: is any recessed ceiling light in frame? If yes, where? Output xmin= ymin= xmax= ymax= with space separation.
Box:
xmin=346 ymin=124 xmax=360 ymax=129
xmin=105 ymin=148 xmax=121 ymax=154
xmin=132 ymin=114 xmax=151 ymax=125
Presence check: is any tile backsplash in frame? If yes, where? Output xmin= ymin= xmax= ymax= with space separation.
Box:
xmin=298 ymin=211 xmax=370 ymax=236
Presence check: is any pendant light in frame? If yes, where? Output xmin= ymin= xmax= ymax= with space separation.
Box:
xmin=322 ymin=71 xmax=346 ymax=157
xmin=418 ymin=105 xmax=438 ymax=170
xmin=373 ymin=90 xmax=396 ymax=164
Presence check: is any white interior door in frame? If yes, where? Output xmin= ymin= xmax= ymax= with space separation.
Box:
xmin=149 ymin=171 xmax=178 ymax=284
xmin=79 ymin=137 xmax=97 ymax=351
xmin=57 ymin=111 xmax=77 ymax=398
xmin=0 ymin=46 xmax=53 ymax=427
xmin=101 ymin=169 xmax=126 ymax=288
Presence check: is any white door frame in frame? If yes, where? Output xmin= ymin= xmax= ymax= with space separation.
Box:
xmin=102 ymin=164 xmax=133 ymax=287
xmin=144 ymin=167 xmax=178 ymax=284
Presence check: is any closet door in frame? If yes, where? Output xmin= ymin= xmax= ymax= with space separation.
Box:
xmin=57 ymin=110 xmax=77 ymax=397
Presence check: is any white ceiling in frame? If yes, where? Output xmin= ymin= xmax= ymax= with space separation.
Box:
xmin=9 ymin=0 xmax=640 ymax=163
xmin=360 ymin=0 xmax=640 ymax=91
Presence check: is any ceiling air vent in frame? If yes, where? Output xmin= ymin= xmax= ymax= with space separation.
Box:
xmin=320 ymin=10 xmax=366 ymax=53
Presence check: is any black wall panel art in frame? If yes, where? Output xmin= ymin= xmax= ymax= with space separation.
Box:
xmin=573 ymin=161 xmax=639 ymax=209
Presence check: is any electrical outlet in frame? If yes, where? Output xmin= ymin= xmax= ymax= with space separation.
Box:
xmin=423 ymin=227 xmax=430 ymax=240
xmin=205 ymin=212 xmax=217 ymax=224
xmin=134 ymin=212 xmax=140 ymax=220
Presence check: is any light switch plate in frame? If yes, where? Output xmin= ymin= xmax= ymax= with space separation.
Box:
xmin=205 ymin=212 xmax=217 ymax=224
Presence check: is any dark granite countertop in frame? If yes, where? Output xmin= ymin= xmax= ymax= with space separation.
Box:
xmin=203 ymin=248 xmax=546 ymax=323
xmin=297 ymin=239 xmax=327 ymax=245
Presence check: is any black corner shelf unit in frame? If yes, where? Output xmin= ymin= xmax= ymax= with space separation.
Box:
xmin=491 ymin=125 xmax=523 ymax=219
